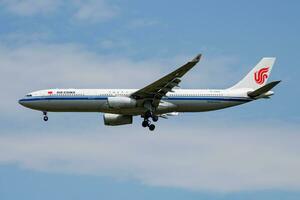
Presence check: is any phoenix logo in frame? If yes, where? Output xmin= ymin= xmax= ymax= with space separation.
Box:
xmin=254 ymin=67 xmax=269 ymax=85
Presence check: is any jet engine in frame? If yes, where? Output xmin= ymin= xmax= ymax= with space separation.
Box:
xmin=103 ymin=113 xmax=133 ymax=126
xmin=107 ymin=96 xmax=137 ymax=109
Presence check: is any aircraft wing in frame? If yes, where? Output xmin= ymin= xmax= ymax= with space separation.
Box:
xmin=131 ymin=54 xmax=202 ymax=101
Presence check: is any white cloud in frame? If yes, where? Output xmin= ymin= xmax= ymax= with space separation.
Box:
xmin=98 ymin=38 xmax=131 ymax=50
xmin=73 ymin=0 xmax=119 ymax=23
xmin=127 ymin=19 xmax=160 ymax=29
xmin=0 ymin=43 xmax=165 ymax=90
xmin=1 ymin=31 xmax=53 ymax=44
xmin=0 ymin=0 xmax=119 ymax=22
xmin=0 ymin=0 xmax=61 ymax=16
xmin=0 ymin=123 xmax=299 ymax=192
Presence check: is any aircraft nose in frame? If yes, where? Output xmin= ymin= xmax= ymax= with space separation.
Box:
xmin=18 ymin=99 xmax=26 ymax=106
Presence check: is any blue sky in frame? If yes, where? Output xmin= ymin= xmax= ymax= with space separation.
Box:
xmin=0 ymin=0 xmax=299 ymax=199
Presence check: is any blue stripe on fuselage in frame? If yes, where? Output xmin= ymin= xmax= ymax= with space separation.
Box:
xmin=19 ymin=97 xmax=107 ymax=101
xmin=19 ymin=96 xmax=251 ymax=102
xmin=166 ymin=97 xmax=250 ymax=102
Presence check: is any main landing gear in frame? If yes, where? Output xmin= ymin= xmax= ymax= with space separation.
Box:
xmin=142 ymin=111 xmax=158 ymax=131
xmin=43 ymin=111 xmax=48 ymax=121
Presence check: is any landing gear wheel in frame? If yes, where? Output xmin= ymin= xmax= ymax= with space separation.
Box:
xmin=152 ymin=115 xmax=158 ymax=122
xmin=43 ymin=116 xmax=48 ymax=121
xmin=149 ymin=124 xmax=155 ymax=131
xmin=142 ymin=120 xmax=149 ymax=127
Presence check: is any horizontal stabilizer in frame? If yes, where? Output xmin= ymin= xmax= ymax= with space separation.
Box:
xmin=247 ymin=80 xmax=281 ymax=98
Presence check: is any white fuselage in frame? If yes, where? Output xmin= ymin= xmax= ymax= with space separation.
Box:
xmin=17 ymin=55 xmax=278 ymax=130
xmin=19 ymin=88 xmax=252 ymax=115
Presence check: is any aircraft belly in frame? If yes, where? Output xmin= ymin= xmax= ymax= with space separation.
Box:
xmin=29 ymin=100 xmax=107 ymax=112
xmin=32 ymin=99 xmax=145 ymax=115
xmin=166 ymin=99 xmax=243 ymax=112
xmin=102 ymin=107 xmax=146 ymax=115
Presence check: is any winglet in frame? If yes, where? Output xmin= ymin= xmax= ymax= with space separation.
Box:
xmin=191 ymin=54 xmax=202 ymax=63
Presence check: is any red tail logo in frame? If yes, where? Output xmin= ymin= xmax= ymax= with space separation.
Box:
xmin=254 ymin=67 xmax=269 ymax=85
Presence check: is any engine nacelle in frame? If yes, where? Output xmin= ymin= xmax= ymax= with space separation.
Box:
xmin=107 ymin=96 xmax=137 ymax=109
xmin=103 ymin=113 xmax=133 ymax=126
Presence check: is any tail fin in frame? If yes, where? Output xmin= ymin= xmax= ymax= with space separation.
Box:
xmin=230 ymin=57 xmax=276 ymax=90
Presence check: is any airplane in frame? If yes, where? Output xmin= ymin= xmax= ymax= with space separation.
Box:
xmin=19 ymin=54 xmax=280 ymax=131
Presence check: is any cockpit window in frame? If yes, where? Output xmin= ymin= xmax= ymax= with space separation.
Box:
xmin=26 ymin=94 xmax=32 ymax=97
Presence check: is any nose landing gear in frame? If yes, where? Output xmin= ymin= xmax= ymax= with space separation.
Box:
xmin=43 ymin=112 xmax=48 ymax=121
